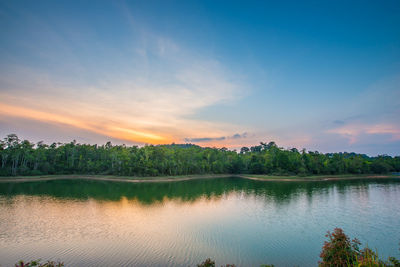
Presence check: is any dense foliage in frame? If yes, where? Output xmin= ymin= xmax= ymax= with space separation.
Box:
xmin=1 ymin=134 xmax=399 ymax=177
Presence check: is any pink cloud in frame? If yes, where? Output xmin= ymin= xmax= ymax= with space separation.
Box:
xmin=327 ymin=123 xmax=400 ymax=144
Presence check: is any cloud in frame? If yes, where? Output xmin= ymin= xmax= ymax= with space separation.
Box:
xmin=232 ymin=132 xmax=247 ymax=139
xmin=321 ymin=74 xmax=400 ymax=150
xmin=0 ymin=29 xmax=246 ymax=145
xmin=0 ymin=103 xmax=166 ymax=143
xmin=184 ymin=136 xmax=226 ymax=143
xmin=327 ymin=123 xmax=400 ymax=144
xmin=184 ymin=132 xmax=248 ymax=143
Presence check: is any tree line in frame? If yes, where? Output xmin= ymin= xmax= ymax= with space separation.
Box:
xmin=0 ymin=134 xmax=399 ymax=177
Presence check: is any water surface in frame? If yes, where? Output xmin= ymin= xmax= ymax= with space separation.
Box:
xmin=0 ymin=177 xmax=399 ymax=266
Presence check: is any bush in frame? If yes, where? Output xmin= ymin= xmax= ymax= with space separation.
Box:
xmin=319 ymin=228 xmax=360 ymax=266
xmin=197 ymin=259 xmax=236 ymax=267
xmin=320 ymin=228 xmax=400 ymax=267
xmin=197 ymin=258 xmax=215 ymax=267
xmin=15 ymin=260 xmax=64 ymax=267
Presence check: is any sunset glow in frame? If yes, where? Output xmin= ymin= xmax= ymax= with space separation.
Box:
xmin=0 ymin=1 xmax=399 ymax=155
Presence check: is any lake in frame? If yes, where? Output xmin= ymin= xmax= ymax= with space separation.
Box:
xmin=0 ymin=177 xmax=399 ymax=266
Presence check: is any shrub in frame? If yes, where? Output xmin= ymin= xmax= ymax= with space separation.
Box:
xmin=197 ymin=259 xmax=236 ymax=267
xmin=319 ymin=228 xmax=360 ymax=266
xmin=320 ymin=228 xmax=400 ymax=267
xmin=197 ymin=258 xmax=215 ymax=267
xmin=15 ymin=260 xmax=64 ymax=267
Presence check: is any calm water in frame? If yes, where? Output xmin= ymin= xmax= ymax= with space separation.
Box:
xmin=0 ymin=177 xmax=399 ymax=267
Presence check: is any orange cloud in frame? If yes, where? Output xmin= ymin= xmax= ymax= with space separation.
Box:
xmin=0 ymin=36 xmax=247 ymax=146
xmin=0 ymin=103 xmax=169 ymax=144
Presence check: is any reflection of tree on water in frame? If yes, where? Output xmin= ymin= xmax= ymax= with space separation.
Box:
xmin=0 ymin=177 xmax=398 ymax=205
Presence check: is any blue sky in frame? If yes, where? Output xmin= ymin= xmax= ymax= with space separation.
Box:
xmin=0 ymin=0 xmax=399 ymax=155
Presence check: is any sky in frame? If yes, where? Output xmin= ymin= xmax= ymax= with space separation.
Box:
xmin=0 ymin=0 xmax=399 ymax=156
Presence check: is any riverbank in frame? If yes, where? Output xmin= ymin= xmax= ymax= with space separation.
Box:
xmin=241 ymin=174 xmax=400 ymax=182
xmin=0 ymin=173 xmax=399 ymax=183
xmin=0 ymin=174 xmax=233 ymax=183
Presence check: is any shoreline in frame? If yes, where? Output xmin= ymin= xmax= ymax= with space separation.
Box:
xmin=0 ymin=174 xmax=233 ymax=183
xmin=0 ymin=174 xmax=399 ymax=183
xmin=240 ymin=174 xmax=400 ymax=182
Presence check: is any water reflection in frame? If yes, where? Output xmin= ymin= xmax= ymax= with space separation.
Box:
xmin=0 ymin=177 xmax=398 ymax=205
xmin=0 ymin=177 xmax=399 ymax=267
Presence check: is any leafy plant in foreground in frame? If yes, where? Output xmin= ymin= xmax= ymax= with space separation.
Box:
xmin=319 ymin=228 xmax=360 ymax=266
xmin=196 ymin=258 xmax=236 ymax=267
xmin=319 ymin=228 xmax=400 ymax=267
xmin=14 ymin=229 xmax=399 ymax=267
xmin=15 ymin=259 xmax=64 ymax=267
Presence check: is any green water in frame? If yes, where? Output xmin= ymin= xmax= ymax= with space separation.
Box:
xmin=0 ymin=177 xmax=399 ymax=266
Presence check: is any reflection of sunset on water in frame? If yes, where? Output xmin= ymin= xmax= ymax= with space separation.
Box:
xmin=1 ymin=178 xmax=399 ymax=266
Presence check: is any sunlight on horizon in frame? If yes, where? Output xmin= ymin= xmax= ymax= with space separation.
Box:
xmin=0 ymin=1 xmax=399 ymax=155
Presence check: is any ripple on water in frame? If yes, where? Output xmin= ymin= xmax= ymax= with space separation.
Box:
xmin=0 ymin=178 xmax=399 ymax=266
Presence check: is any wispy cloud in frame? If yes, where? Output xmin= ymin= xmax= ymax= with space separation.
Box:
xmin=184 ymin=132 xmax=248 ymax=143
xmin=231 ymin=132 xmax=247 ymax=139
xmin=327 ymin=123 xmax=400 ymax=144
xmin=318 ymin=74 xmax=400 ymax=151
xmin=0 ymin=30 xmax=245 ymax=144
xmin=184 ymin=136 xmax=226 ymax=143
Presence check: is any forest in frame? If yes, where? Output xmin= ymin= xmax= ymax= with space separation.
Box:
xmin=0 ymin=134 xmax=399 ymax=177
